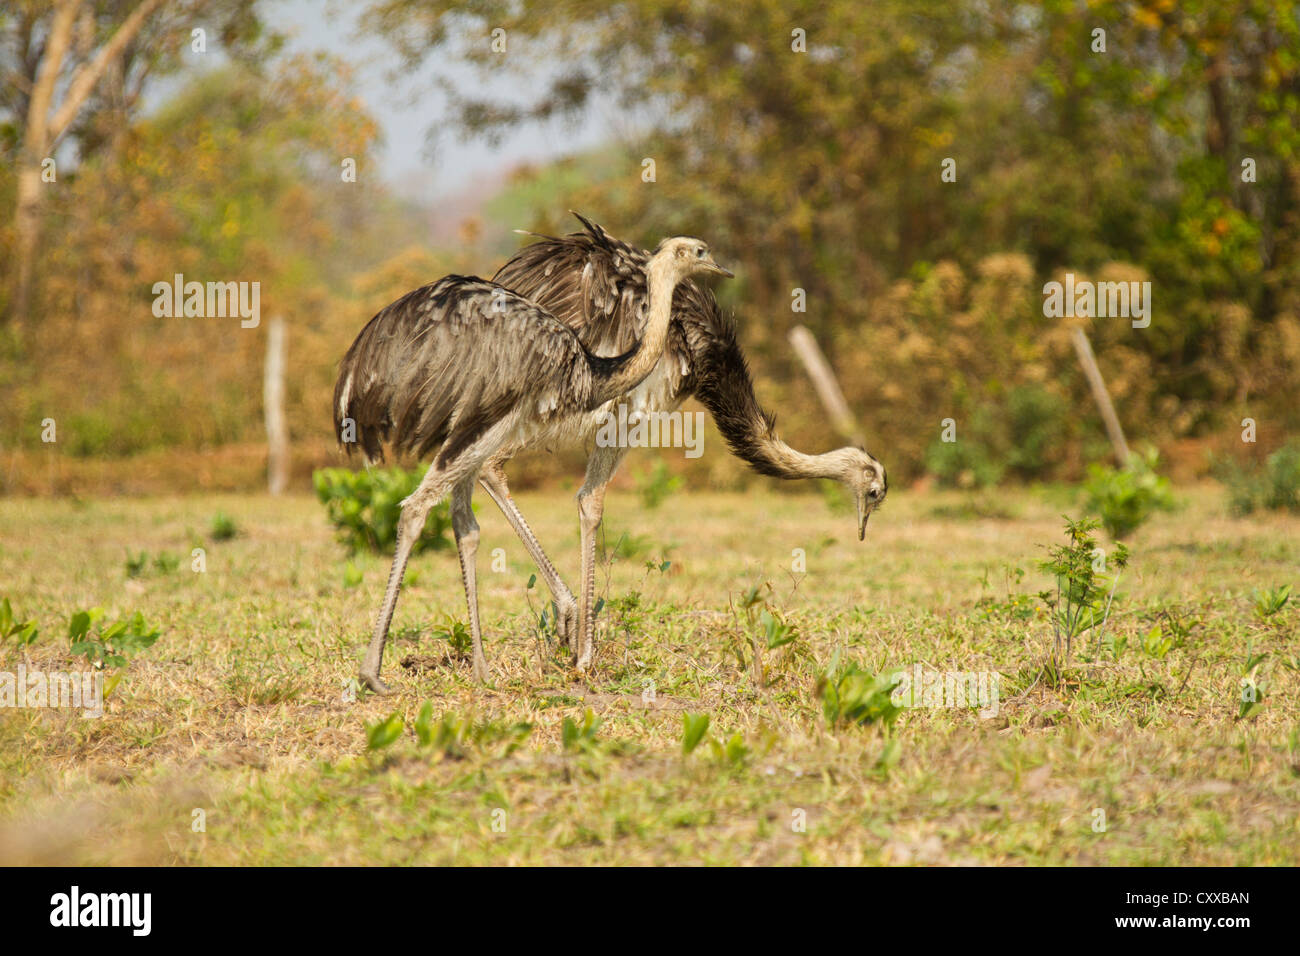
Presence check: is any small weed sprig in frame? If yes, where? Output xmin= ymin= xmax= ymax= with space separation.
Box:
xmin=728 ymin=582 xmax=804 ymax=690
xmin=68 ymin=608 xmax=161 ymax=670
xmin=1037 ymin=517 xmax=1129 ymax=668
xmin=0 ymin=598 xmax=40 ymax=650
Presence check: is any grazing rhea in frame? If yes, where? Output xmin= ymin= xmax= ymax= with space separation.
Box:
xmin=481 ymin=213 xmax=887 ymax=672
xmin=334 ymin=235 xmax=732 ymax=692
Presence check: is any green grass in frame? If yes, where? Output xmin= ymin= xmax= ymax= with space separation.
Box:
xmin=0 ymin=485 xmax=1297 ymax=865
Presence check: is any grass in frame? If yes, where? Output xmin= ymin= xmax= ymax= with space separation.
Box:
xmin=0 ymin=484 xmax=1297 ymax=865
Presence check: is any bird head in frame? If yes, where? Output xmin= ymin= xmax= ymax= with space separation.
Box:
xmin=830 ymin=446 xmax=887 ymax=540
xmin=653 ymin=237 xmax=734 ymax=279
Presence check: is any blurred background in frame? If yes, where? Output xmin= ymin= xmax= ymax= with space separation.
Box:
xmin=2 ymin=0 xmax=1297 ymax=498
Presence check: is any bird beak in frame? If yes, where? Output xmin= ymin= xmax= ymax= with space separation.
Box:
xmin=856 ymin=492 xmax=870 ymax=541
xmin=704 ymin=255 xmax=733 ymax=278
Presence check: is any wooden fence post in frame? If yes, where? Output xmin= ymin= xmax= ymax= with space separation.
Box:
xmin=264 ymin=316 xmax=289 ymax=495
xmin=788 ymin=325 xmax=864 ymax=447
xmin=1070 ymin=326 xmax=1131 ymax=466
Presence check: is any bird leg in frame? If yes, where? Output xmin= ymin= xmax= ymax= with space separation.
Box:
xmin=574 ymin=445 xmax=623 ymax=674
xmin=360 ymin=467 xmax=448 ymax=695
xmin=479 ymin=461 xmax=579 ymax=648
xmin=450 ymin=476 xmax=489 ymax=682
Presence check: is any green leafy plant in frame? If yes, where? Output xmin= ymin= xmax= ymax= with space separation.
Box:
xmin=68 ymin=608 xmax=161 ymax=669
xmin=708 ymin=732 xmax=750 ymax=767
xmin=431 ymin=618 xmax=473 ymax=660
xmin=313 ymin=466 xmax=452 ymax=555
xmin=210 ymin=511 xmax=238 ymax=541
xmin=816 ymin=658 xmax=904 ymax=730
xmin=124 ymin=551 xmax=149 ymax=578
xmin=1238 ymin=645 xmax=1268 ymax=722
xmin=975 ymin=564 xmax=1039 ymax=621
xmin=1215 ymin=440 xmax=1300 ymax=515
xmin=1082 ymin=448 xmax=1175 ymax=539
xmin=924 ymin=386 xmax=1068 ymax=489
xmin=365 ymin=711 xmax=404 ymax=750
xmin=728 ymin=584 xmax=806 ymax=690
xmin=561 ymin=708 xmax=602 ymax=753
xmin=410 ymin=704 xmax=530 ymax=759
xmin=1252 ymin=584 xmax=1292 ymax=619
xmin=1140 ymin=624 xmax=1174 ymax=660
xmin=635 ymin=459 xmax=684 ymax=510
xmin=681 ymin=712 xmax=710 ymax=756
xmin=0 ymin=598 xmax=40 ymax=647
xmin=1037 ymin=517 xmax=1129 ymax=664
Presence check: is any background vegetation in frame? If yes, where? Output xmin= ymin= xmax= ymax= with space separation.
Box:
xmin=2 ymin=0 xmax=1297 ymax=494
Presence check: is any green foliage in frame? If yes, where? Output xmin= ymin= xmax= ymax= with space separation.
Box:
xmin=413 ymin=704 xmax=532 ymax=759
xmin=1252 ymin=584 xmax=1291 ymax=620
xmin=681 ymin=713 xmax=710 ymax=756
xmin=1237 ymin=645 xmax=1268 ymax=722
xmin=707 ymin=733 xmax=750 ymax=768
xmin=0 ymin=598 xmax=40 ymax=647
xmin=210 ymin=511 xmax=238 ymax=541
xmin=1082 ymin=449 xmax=1175 ymax=539
xmin=126 ymin=551 xmax=180 ymax=578
xmin=975 ymin=565 xmax=1038 ymax=622
xmin=313 ymin=466 xmax=451 ymax=555
xmin=728 ymin=584 xmax=806 ymax=689
xmin=432 ymin=619 xmax=472 ymax=659
xmin=1037 ymin=517 xmax=1128 ymax=663
xmin=561 ymin=708 xmax=602 ymax=753
xmin=926 ymin=386 xmax=1069 ymax=489
xmin=365 ymin=712 xmax=404 ymax=751
xmin=817 ymin=659 xmax=904 ymax=730
xmin=634 ymin=460 xmax=684 ymax=510
xmin=1140 ymin=624 xmax=1174 ymax=660
xmin=68 ymin=608 xmax=161 ymax=669
xmin=1216 ymin=441 xmax=1300 ymax=516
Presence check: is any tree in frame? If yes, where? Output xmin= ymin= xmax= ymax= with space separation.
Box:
xmin=1 ymin=0 xmax=272 ymax=325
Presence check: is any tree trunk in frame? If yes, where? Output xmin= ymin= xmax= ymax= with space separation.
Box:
xmin=7 ymin=0 xmax=167 ymax=326
xmin=8 ymin=0 xmax=77 ymax=326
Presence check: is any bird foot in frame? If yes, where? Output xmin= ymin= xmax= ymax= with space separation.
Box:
xmin=360 ymin=671 xmax=392 ymax=696
xmin=555 ymin=599 xmax=579 ymax=650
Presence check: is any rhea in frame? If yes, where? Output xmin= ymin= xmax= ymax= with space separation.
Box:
xmin=484 ymin=213 xmax=888 ymax=673
xmin=334 ymin=236 xmax=732 ymax=691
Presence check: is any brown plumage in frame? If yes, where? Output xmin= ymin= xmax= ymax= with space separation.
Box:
xmin=332 ymin=232 xmax=733 ymax=690
xmin=484 ymin=214 xmax=887 ymax=674
xmin=494 ymin=213 xmax=886 ymax=490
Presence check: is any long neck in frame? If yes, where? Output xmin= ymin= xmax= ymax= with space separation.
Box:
xmin=587 ymin=260 xmax=677 ymax=404
xmin=693 ymin=325 xmax=847 ymax=481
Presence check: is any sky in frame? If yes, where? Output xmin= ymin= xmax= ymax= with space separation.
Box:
xmin=274 ymin=0 xmax=615 ymax=204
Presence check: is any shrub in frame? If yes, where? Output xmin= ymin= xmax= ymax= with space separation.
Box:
xmin=313 ymin=466 xmax=452 ymax=555
xmin=1037 ymin=517 xmax=1128 ymax=663
xmin=210 ymin=511 xmax=238 ymax=541
xmin=1082 ymin=447 xmax=1175 ymax=539
xmin=816 ymin=659 xmax=904 ymax=729
xmin=68 ymin=608 xmax=161 ymax=669
xmin=924 ymin=385 xmax=1068 ymax=488
xmin=1215 ymin=440 xmax=1300 ymax=516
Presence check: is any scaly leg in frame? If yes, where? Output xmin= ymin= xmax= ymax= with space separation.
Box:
xmin=575 ymin=445 xmax=625 ymax=674
xmin=360 ymin=463 xmax=450 ymax=695
xmin=450 ymin=475 xmax=489 ymax=682
xmin=479 ymin=460 xmax=579 ymax=648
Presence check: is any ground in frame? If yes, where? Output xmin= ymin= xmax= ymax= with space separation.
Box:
xmin=0 ymin=483 xmax=1297 ymax=865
